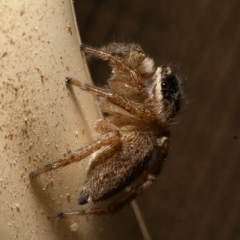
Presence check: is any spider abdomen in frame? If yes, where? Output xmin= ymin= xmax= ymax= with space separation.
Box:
xmin=78 ymin=132 xmax=153 ymax=204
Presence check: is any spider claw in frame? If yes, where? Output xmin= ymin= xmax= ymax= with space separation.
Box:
xmin=29 ymin=171 xmax=37 ymax=179
xmin=58 ymin=212 xmax=65 ymax=219
xmin=65 ymin=77 xmax=72 ymax=84
xmin=80 ymin=44 xmax=85 ymax=51
xmin=58 ymin=209 xmax=86 ymax=218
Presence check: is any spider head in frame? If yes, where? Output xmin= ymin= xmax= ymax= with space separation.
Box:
xmin=151 ymin=66 xmax=182 ymax=121
xmin=160 ymin=66 xmax=181 ymax=115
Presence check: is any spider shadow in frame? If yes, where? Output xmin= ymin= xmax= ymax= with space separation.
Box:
xmin=65 ymin=80 xmax=96 ymax=139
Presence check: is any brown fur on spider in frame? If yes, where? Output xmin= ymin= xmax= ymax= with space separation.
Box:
xmin=29 ymin=43 xmax=182 ymax=218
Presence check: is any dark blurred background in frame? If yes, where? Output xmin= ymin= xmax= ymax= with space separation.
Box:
xmin=74 ymin=1 xmax=240 ymax=239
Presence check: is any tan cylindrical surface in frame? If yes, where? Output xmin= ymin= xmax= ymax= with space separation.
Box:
xmin=0 ymin=1 xmax=144 ymax=239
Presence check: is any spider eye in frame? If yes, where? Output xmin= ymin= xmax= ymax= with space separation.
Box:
xmin=161 ymin=74 xmax=180 ymax=114
xmin=161 ymin=81 xmax=167 ymax=89
xmin=161 ymin=76 xmax=179 ymax=95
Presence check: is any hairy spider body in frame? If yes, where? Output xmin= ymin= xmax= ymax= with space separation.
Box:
xmin=29 ymin=43 xmax=182 ymax=217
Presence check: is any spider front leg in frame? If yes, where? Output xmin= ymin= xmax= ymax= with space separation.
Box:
xmin=58 ymin=173 xmax=155 ymax=218
xmin=66 ymin=77 xmax=154 ymax=120
xmin=29 ymin=130 xmax=120 ymax=178
xmin=80 ymin=45 xmax=145 ymax=91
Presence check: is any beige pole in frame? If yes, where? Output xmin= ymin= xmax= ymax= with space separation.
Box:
xmin=0 ymin=1 xmax=144 ymax=239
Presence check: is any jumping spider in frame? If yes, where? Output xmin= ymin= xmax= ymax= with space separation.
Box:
xmin=29 ymin=43 xmax=182 ymax=218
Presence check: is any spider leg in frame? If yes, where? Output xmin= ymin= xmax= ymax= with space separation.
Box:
xmin=94 ymin=118 xmax=119 ymax=133
xmin=66 ymin=77 xmax=154 ymax=120
xmin=80 ymin=45 xmax=144 ymax=91
xmin=29 ymin=130 xmax=120 ymax=179
xmin=58 ymin=173 xmax=155 ymax=218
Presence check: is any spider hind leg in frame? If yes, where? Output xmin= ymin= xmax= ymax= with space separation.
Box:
xmin=58 ymin=174 xmax=155 ymax=218
xmin=29 ymin=131 xmax=120 ymax=178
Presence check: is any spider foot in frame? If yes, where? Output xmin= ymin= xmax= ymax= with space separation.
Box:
xmin=65 ymin=77 xmax=72 ymax=84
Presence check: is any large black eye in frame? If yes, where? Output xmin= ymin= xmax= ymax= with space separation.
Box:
xmin=161 ymin=81 xmax=167 ymax=89
xmin=161 ymin=76 xmax=179 ymax=95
